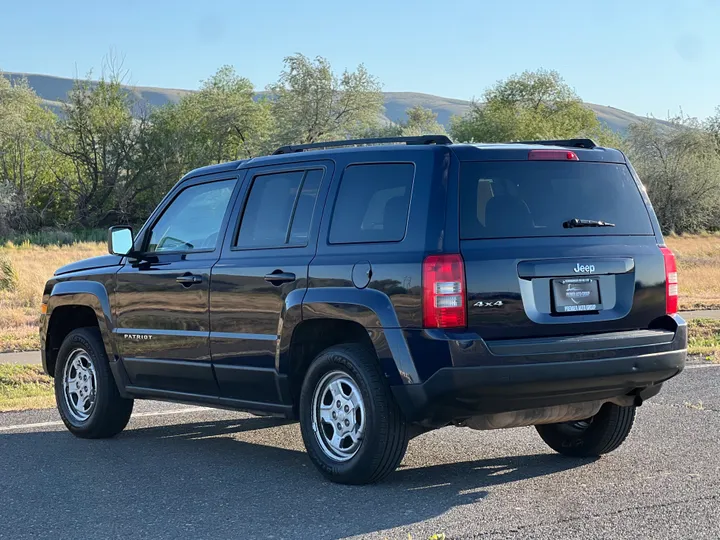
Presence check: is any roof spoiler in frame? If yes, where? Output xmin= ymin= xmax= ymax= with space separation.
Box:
xmin=273 ymin=135 xmax=453 ymax=155
xmin=511 ymin=138 xmax=598 ymax=149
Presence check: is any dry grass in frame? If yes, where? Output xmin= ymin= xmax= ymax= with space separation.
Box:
xmin=0 ymin=241 xmax=106 ymax=352
xmin=687 ymin=318 xmax=720 ymax=362
xmin=0 ymin=364 xmax=55 ymax=412
xmin=666 ymin=233 xmax=720 ymax=310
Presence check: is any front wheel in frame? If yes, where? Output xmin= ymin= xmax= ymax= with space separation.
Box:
xmin=54 ymin=327 xmax=134 ymax=438
xmin=299 ymin=344 xmax=409 ymax=485
xmin=536 ymin=403 xmax=636 ymax=457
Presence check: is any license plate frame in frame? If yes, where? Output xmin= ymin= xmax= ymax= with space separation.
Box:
xmin=551 ymin=277 xmax=601 ymax=314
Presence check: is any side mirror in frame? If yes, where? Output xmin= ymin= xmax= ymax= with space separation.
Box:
xmin=108 ymin=226 xmax=134 ymax=256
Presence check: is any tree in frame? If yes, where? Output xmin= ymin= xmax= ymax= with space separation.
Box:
xmin=268 ymin=54 xmax=384 ymax=144
xmin=360 ymin=105 xmax=447 ymax=139
xmin=150 ymin=66 xmax=273 ymax=167
xmin=450 ymin=69 xmax=613 ymax=144
xmin=50 ymin=70 xmax=154 ymax=228
xmin=400 ymin=106 xmax=446 ymax=136
xmin=0 ymin=74 xmax=57 ymax=232
xmin=184 ymin=65 xmax=274 ymax=161
xmin=704 ymin=106 xmax=720 ymax=155
xmin=142 ymin=66 xmax=274 ymax=218
xmin=627 ymin=115 xmax=720 ymax=233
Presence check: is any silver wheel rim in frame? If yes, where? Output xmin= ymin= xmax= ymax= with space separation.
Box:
xmin=62 ymin=348 xmax=97 ymax=423
xmin=311 ymin=371 xmax=366 ymax=462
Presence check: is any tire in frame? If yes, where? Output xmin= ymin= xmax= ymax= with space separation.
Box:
xmin=536 ymin=403 xmax=636 ymax=458
xmin=54 ymin=327 xmax=134 ymax=439
xmin=299 ymin=343 xmax=409 ymax=485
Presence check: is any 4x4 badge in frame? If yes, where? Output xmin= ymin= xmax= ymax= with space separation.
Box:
xmin=473 ymin=301 xmax=504 ymax=307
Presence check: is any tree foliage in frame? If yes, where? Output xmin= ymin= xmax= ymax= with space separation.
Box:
xmin=627 ymin=115 xmax=720 ymax=233
xmin=362 ymin=106 xmax=446 ymax=138
xmin=268 ymin=54 xmax=384 ymax=144
xmin=49 ymin=73 xmax=154 ymax=228
xmin=0 ymin=55 xmax=388 ymax=233
xmin=178 ymin=66 xmax=273 ymax=162
xmin=1 ymin=59 xmax=719 ymax=237
xmin=0 ymin=75 xmax=56 ymax=233
xmin=145 ymin=66 xmax=274 ymax=214
xmin=450 ymin=69 xmax=613 ymax=144
xmin=704 ymin=106 xmax=720 ymax=155
xmin=395 ymin=106 xmax=446 ymax=136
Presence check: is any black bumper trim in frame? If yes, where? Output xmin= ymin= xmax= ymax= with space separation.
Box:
xmin=485 ymin=329 xmax=675 ymax=356
xmin=392 ymin=348 xmax=686 ymax=424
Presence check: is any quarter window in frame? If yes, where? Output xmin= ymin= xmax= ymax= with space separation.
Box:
xmin=329 ymin=163 xmax=415 ymax=244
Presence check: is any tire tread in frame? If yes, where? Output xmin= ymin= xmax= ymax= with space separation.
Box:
xmin=54 ymin=327 xmax=133 ymax=439
xmin=536 ymin=403 xmax=636 ymax=458
xmin=299 ymin=343 xmax=408 ymax=484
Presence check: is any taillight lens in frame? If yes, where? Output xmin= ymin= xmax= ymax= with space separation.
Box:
xmin=528 ymin=149 xmax=579 ymax=161
xmin=423 ymin=254 xmax=467 ymax=328
xmin=660 ymin=246 xmax=678 ymax=315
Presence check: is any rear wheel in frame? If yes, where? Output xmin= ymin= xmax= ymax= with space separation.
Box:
xmin=299 ymin=343 xmax=409 ymax=484
xmin=54 ymin=327 xmax=134 ymax=438
xmin=536 ymin=403 xmax=636 ymax=457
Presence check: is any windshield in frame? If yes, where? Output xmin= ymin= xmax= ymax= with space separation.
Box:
xmin=459 ymin=161 xmax=655 ymax=239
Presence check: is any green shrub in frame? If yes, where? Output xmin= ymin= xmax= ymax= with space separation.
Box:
xmin=0 ymin=255 xmax=18 ymax=291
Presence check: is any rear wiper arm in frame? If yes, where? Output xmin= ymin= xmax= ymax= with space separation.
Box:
xmin=563 ymin=218 xmax=615 ymax=228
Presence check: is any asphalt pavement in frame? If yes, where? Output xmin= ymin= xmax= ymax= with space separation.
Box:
xmin=0 ymin=351 xmax=41 ymax=364
xmin=0 ymin=364 xmax=718 ymax=539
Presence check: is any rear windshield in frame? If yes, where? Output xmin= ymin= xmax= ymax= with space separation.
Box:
xmin=459 ymin=161 xmax=654 ymax=239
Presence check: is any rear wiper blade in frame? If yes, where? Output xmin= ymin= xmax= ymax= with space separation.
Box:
xmin=563 ymin=218 xmax=615 ymax=228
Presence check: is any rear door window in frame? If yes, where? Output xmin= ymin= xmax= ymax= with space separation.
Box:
xmin=235 ymin=169 xmax=323 ymax=249
xmin=459 ymin=161 xmax=654 ymax=239
xmin=329 ymin=163 xmax=415 ymax=244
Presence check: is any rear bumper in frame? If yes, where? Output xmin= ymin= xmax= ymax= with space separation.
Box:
xmin=393 ymin=316 xmax=687 ymax=425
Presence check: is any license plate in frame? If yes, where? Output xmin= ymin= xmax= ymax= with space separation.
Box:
xmin=552 ymin=278 xmax=600 ymax=313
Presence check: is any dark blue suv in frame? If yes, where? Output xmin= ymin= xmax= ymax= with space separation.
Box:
xmin=40 ymin=136 xmax=687 ymax=484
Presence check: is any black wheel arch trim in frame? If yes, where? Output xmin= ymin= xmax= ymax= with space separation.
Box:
xmin=280 ymin=287 xmax=420 ymax=385
xmin=43 ymin=281 xmax=117 ymax=377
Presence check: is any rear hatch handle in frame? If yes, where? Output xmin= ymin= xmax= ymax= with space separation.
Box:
xmin=517 ymin=258 xmax=634 ymax=279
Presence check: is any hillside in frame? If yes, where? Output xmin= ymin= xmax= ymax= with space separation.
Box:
xmin=4 ymin=71 xmax=660 ymax=134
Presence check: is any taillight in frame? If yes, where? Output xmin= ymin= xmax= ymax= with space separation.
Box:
xmin=422 ymin=254 xmax=467 ymax=328
xmin=528 ymin=149 xmax=579 ymax=161
xmin=660 ymin=246 xmax=678 ymax=315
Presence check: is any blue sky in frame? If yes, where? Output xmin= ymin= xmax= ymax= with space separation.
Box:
xmin=2 ymin=0 xmax=718 ymax=119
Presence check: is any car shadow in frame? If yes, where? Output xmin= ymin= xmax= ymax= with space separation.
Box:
xmin=0 ymin=414 xmax=593 ymax=539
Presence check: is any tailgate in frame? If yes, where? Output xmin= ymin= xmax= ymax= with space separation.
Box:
xmin=462 ymin=236 xmax=666 ymax=340
xmin=458 ymin=159 xmax=667 ymax=340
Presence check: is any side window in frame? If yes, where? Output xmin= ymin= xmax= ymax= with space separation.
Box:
xmin=235 ymin=169 xmax=323 ymax=249
xmin=289 ymin=169 xmax=323 ymax=245
xmin=329 ymin=163 xmax=415 ymax=244
xmin=146 ymin=179 xmax=236 ymax=253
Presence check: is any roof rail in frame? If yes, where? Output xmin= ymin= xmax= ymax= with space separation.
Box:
xmin=511 ymin=138 xmax=597 ymax=149
xmin=272 ymin=135 xmax=453 ymax=155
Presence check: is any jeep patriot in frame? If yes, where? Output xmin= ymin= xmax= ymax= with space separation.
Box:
xmin=40 ymin=136 xmax=687 ymax=484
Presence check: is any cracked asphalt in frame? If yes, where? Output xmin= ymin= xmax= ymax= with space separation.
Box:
xmin=0 ymin=364 xmax=718 ymax=539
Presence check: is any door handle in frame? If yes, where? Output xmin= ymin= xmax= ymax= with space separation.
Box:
xmin=176 ymin=274 xmax=203 ymax=285
xmin=264 ymin=271 xmax=296 ymax=285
